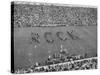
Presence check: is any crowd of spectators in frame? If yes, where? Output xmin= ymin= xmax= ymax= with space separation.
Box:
xmin=15 ymin=57 xmax=97 ymax=74
xmin=12 ymin=2 xmax=97 ymax=28
xmin=33 ymin=57 xmax=97 ymax=72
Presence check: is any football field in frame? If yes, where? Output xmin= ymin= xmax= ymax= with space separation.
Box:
xmin=14 ymin=26 xmax=97 ymax=69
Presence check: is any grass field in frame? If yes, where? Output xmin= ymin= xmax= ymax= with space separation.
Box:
xmin=14 ymin=26 xmax=97 ymax=70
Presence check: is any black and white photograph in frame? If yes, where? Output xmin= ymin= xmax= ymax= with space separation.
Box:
xmin=11 ymin=1 xmax=98 ymax=74
xmin=11 ymin=0 xmax=98 ymax=74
